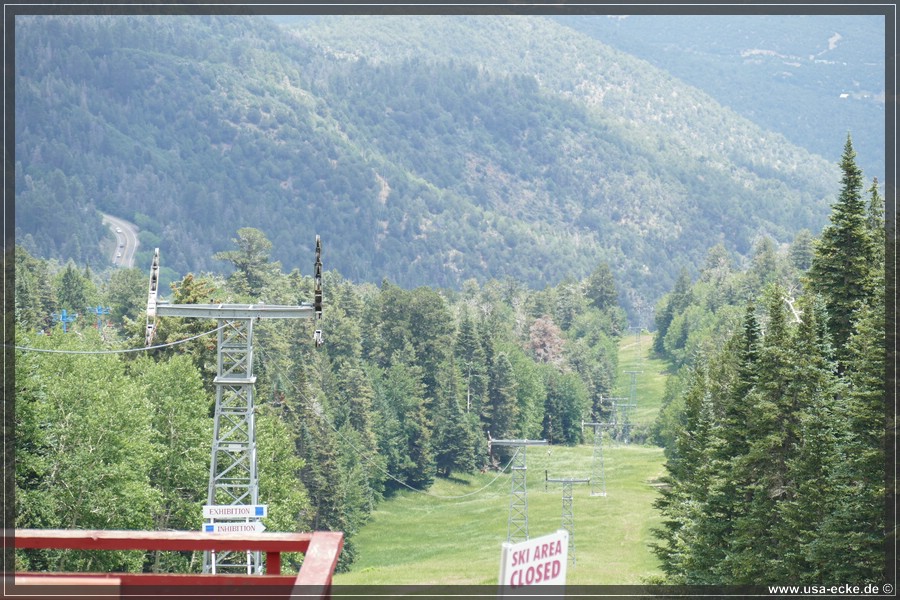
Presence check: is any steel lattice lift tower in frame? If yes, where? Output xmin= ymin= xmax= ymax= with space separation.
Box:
xmin=488 ymin=435 xmax=547 ymax=544
xmin=581 ymin=411 xmax=616 ymax=497
xmin=145 ymin=237 xmax=323 ymax=574
xmin=544 ymin=474 xmax=589 ymax=566
xmin=621 ymin=370 xmax=642 ymax=443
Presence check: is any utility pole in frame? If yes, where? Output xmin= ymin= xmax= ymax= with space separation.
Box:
xmin=145 ymin=238 xmax=323 ymax=575
xmin=488 ymin=434 xmax=548 ymax=544
xmin=544 ymin=474 xmax=590 ymax=566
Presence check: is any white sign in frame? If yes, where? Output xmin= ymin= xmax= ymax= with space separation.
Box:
xmin=202 ymin=504 xmax=267 ymax=519
xmin=498 ymin=530 xmax=568 ymax=590
xmin=203 ymin=521 xmax=266 ymax=534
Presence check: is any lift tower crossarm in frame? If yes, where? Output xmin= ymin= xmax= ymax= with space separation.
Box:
xmin=545 ymin=476 xmax=590 ymax=484
xmin=155 ymin=303 xmax=315 ymax=320
xmin=488 ymin=439 xmax=549 ymax=447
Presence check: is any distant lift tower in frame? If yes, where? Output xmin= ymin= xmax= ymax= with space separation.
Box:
xmin=544 ymin=474 xmax=590 ymax=566
xmin=622 ymin=371 xmax=642 ymax=443
xmin=582 ymin=416 xmax=615 ymax=497
xmin=599 ymin=396 xmax=627 ymax=446
xmin=488 ymin=435 xmax=548 ymax=544
xmin=145 ymin=237 xmax=323 ymax=575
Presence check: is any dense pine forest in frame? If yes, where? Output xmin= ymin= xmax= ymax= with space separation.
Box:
xmin=649 ymin=137 xmax=889 ymax=584
xmin=13 ymin=136 xmax=889 ymax=584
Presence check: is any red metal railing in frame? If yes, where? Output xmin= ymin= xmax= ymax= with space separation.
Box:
xmin=11 ymin=528 xmax=343 ymax=599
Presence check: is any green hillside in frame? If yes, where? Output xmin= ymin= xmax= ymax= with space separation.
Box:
xmin=332 ymin=334 xmax=668 ymax=586
xmin=14 ymin=13 xmax=846 ymax=321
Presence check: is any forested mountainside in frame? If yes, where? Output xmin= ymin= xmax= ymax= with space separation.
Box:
xmin=15 ymin=226 xmax=628 ymax=572
xmin=552 ymin=14 xmax=886 ymax=181
xmin=16 ymin=14 xmax=843 ymax=321
xmin=13 ymin=136 xmax=887 ymax=582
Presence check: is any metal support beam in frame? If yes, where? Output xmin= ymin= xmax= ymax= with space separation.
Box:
xmin=622 ymin=370 xmax=642 ymax=443
xmin=545 ymin=475 xmax=589 ymax=566
xmin=488 ymin=436 xmax=547 ymax=544
xmin=144 ymin=243 xmax=323 ymax=576
xmin=203 ymin=317 xmax=261 ymax=574
xmin=582 ymin=420 xmax=612 ymax=497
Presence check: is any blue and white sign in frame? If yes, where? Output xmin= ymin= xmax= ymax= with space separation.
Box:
xmin=202 ymin=504 xmax=267 ymax=519
xmin=203 ymin=521 xmax=266 ymax=534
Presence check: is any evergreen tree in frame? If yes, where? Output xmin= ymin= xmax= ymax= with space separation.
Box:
xmin=728 ymin=284 xmax=794 ymax=583
xmin=14 ymin=246 xmax=57 ymax=330
xmin=54 ymin=262 xmax=89 ymax=313
xmin=788 ymin=229 xmax=815 ymax=273
xmin=454 ymin=310 xmax=488 ymax=417
xmin=478 ymin=326 xmax=497 ymax=431
xmin=808 ymin=135 xmax=874 ymax=370
xmin=696 ymin=313 xmax=759 ymax=582
xmin=810 ymin=300 xmax=886 ymax=581
xmin=555 ymin=277 xmax=587 ymax=330
xmin=380 ymin=344 xmax=435 ymax=490
xmin=744 ymin=236 xmax=782 ymax=297
xmin=433 ymin=357 xmax=480 ymax=477
xmin=775 ymin=294 xmax=843 ymax=581
xmin=585 ymin=260 xmax=618 ymax=312
xmin=653 ymin=267 xmax=692 ymax=356
xmin=487 ymin=352 xmax=518 ymax=441
xmin=650 ymin=357 xmax=717 ymax=583
xmin=213 ymin=227 xmax=281 ymax=298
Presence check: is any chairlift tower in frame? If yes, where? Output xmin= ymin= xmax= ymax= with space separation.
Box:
xmin=544 ymin=474 xmax=590 ymax=566
xmin=582 ymin=417 xmax=615 ymax=497
xmin=488 ymin=435 xmax=548 ymax=544
xmin=621 ymin=371 xmax=642 ymax=443
xmin=628 ymin=325 xmax=643 ymax=366
xmin=600 ymin=396 xmax=627 ymax=445
xmin=145 ymin=238 xmax=323 ymax=575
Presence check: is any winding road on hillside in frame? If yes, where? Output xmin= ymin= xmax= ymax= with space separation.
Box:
xmin=101 ymin=213 xmax=139 ymax=269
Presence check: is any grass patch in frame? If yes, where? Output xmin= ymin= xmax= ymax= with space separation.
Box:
xmin=332 ymin=334 xmax=670 ymax=586
xmin=613 ymin=332 xmax=669 ymax=429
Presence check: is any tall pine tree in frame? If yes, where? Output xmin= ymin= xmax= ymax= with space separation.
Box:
xmin=808 ymin=135 xmax=874 ymax=371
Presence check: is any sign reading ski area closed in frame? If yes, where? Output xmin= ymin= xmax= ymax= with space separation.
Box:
xmin=499 ymin=530 xmax=568 ymax=590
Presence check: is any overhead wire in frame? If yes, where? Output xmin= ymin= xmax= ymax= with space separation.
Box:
xmin=15 ymin=314 xmax=517 ymax=499
xmin=255 ymin=343 xmax=518 ymax=500
xmin=12 ymin=322 xmax=229 ymax=355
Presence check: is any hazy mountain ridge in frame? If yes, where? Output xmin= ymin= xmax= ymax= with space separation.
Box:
xmin=15 ymin=14 xmax=845 ymax=319
xmin=289 ymin=15 xmax=838 ymax=187
xmin=550 ymin=14 xmax=885 ymax=180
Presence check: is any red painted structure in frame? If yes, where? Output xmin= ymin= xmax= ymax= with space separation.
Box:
xmin=11 ymin=528 xmax=343 ymax=599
